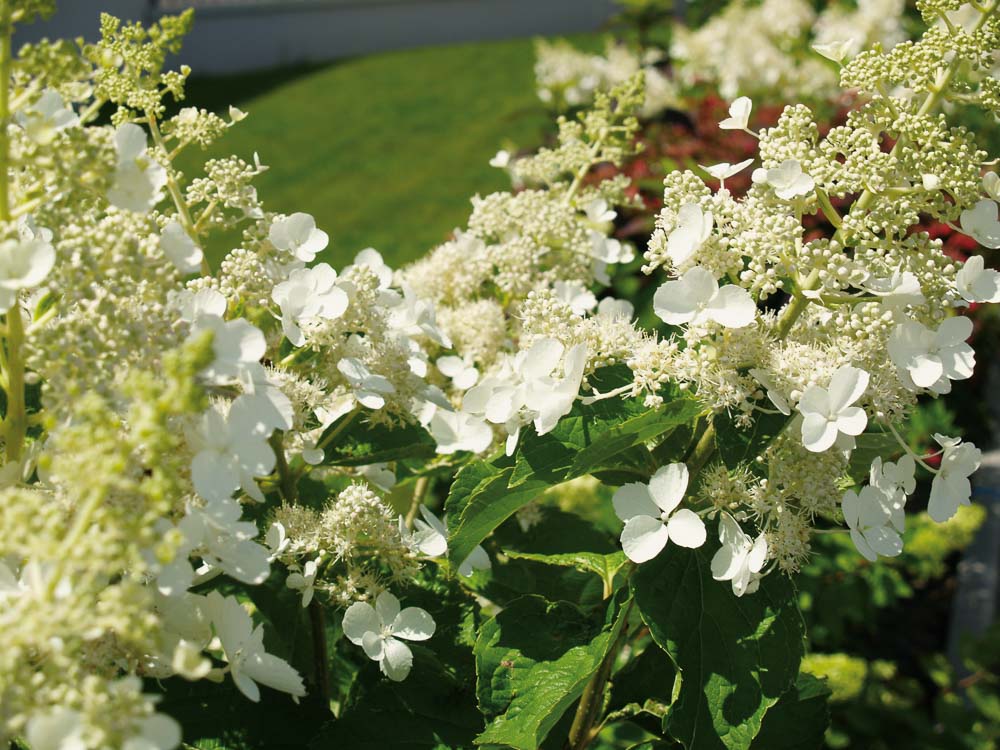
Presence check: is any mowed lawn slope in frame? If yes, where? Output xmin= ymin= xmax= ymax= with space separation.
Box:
xmin=181 ymin=36 xmax=580 ymax=269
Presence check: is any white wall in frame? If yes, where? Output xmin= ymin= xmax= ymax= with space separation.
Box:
xmin=16 ymin=0 xmax=616 ymax=74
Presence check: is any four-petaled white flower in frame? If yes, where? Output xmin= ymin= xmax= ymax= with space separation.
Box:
xmin=108 ymin=123 xmax=167 ymax=212
xmin=389 ymin=284 xmax=451 ymax=346
xmin=887 ymin=316 xmax=975 ymax=394
xmin=189 ymin=396 xmax=276 ymax=503
xmin=955 ymin=255 xmax=1000 ymax=304
xmin=286 ymin=557 xmax=321 ymax=607
xmin=613 ymin=463 xmax=706 ymax=563
xmin=190 ymin=315 xmax=266 ymax=386
xmin=589 ymin=230 xmax=634 ymax=265
xmin=869 ymin=454 xmax=915 ymax=532
xmin=666 ymin=203 xmax=713 ymax=266
xmin=553 ymin=280 xmax=598 ymax=316
xmin=928 ymin=434 xmax=981 ymax=522
xmin=16 ymin=89 xmax=79 ymax=144
xmin=160 ymin=220 xmax=204 ymax=275
xmin=719 ymin=96 xmax=752 ymax=130
xmin=711 ymin=512 xmax=768 ymax=597
xmin=797 ymin=365 xmax=869 ymax=453
xmin=653 ymin=266 xmax=756 ymax=328
xmin=268 ymin=212 xmax=329 ymax=262
xmin=0 ymin=235 xmax=56 ymax=311
xmin=338 ymin=356 xmax=396 ymax=409
xmin=842 ymin=485 xmax=903 ymax=561
xmin=272 ymin=263 xmax=350 ymax=346
xmin=437 ymin=355 xmax=479 ymax=390
xmin=205 ymin=591 xmax=306 ymax=701
xmin=960 ymin=199 xmax=1000 ymax=249
xmin=752 ymin=159 xmax=815 ymax=200
xmin=861 ymin=271 xmax=925 ymax=308
xmin=342 ymin=591 xmax=436 ymax=682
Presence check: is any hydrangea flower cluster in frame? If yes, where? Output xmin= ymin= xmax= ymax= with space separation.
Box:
xmin=534 ymin=0 xmax=907 ymax=117
xmin=2 ymin=0 xmax=1000 ymax=747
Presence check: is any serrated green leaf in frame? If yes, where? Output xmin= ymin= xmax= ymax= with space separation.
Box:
xmin=446 ymin=366 xmax=700 ymax=566
xmin=749 ymin=673 xmax=831 ymax=750
xmin=504 ymin=549 xmax=629 ymax=598
xmin=320 ymin=414 xmax=436 ymax=466
xmin=631 ymin=542 xmax=805 ymax=750
xmin=474 ymin=595 xmax=629 ymax=750
xmin=712 ymin=411 xmax=789 ymax=472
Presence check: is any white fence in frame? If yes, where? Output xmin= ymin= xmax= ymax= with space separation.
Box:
xmin=16 ymin=0 xmax=617 ymax=74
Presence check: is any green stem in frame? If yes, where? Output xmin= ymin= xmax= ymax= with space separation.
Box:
xmin=404 ymin=475 xmax=431 ymax=529
xmin=308 ymin=597 xmax=331 ymax=707
xmin=146 ymin=113 xmax=212 ymax=276
xmin=566 ymin=600 xmax=635 ymax=750
xmin=269 ymin=431 xmax=298 ymax=502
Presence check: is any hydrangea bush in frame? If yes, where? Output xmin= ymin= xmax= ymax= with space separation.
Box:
xmin=3 ymin=1 xmax=1000 ymax=748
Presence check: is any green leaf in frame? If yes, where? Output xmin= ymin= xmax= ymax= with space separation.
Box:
xmin=631 ymin=543 xmax=805 ymax=750
xmin=446 ymin=366 xmax=700 ymax=565
xmin=712 ymin=411 xmax=789 ymax=472
xmin=474 ymin=595 xmax=629 ymax=749
xmin=321 ymin=414 xmax=436 ymax=466
xmin=749 ymin=673 xmax=831 ymax=750
xmin=503 ymin=549 xmax=629 ymax=597
xmin=845 ymin=431 xmax=900 ymax=485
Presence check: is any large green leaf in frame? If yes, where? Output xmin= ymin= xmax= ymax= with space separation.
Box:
xmin=474 ymin=595 xmax=629 ymax=749
xmin=631 ymin=543 xmax=805 ymax=750
xmin=712 ymin=410 xmax=789 ymax=472
xmin=503 ymin=550 xmax=630 ymax=598
xmin=749 ymin=673 xmax=831 ymax=750
xmin=446 ymin=367 xmax=701 ymax=566
xmin=320 ymin=413 xmax=436 ymax=466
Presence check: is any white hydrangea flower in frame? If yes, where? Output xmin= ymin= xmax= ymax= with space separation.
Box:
xmin=553 ymin=280 xmax=598 ymax=316
xmin=489 ymin=149 xmax=511 ymax=168
xmin=189 ymin=396 xmax=277 ymax=503
xmin=928 ymin=434 xmax=981 ymax=522
xmin=342 ymin=591 xmax=436 ymax=682
xmin=25 ymin=708 xmax=87 ymax=750
xmin=122 ymin=713 xmax=182 ymax=750
xmin=869 ymin=454 xmax=915 ymax=532
xmin=359 ymin=463 xmax=397 ymax=492
xmin=108 ymin=123 xmax=167 ymax=212
xmin=156 ymin=497 xmax=271 ymax=594
xmin=436 ymin=355 xmax=479 ymax=390
xmin=389 ymin=284 xmax=450 ymax=346
xmin=190 ymin=315 xmax=266 ymax=386
xmin=204 ymin=591 xmax=306 ymax=701
xmin=955 ymin=255 xmax=1000 ymax=303
xmin=404 ymin=506 xmax=491 ymax=576
xmin=16 ymin=89 xmax=79 ymax=144
xmin=711 ymin=512 xmax=767 ymax=597
xmin=842 ymin=485 xmax=903 ymax=561
xmin=428 ymin=408 xmax=493 ymax=454
xmin=597 ymin=296 xmax=634 ymax=320
xmin=268 ymin=212 xmax=329 ymax=262
xmin=653 ymin=266 xmax=757 ymax=328
xmin=751 ymin=159 xmax=815 ymax=200
xmin=861 ymin=270 xmax=925 ymax=308
xmin=159 ymin=220 xmax=204 ymax=274
xmin=666 ymin=203 xmax=713 ymax=266
xmin=286 ymin=557 xmax=321 ymax=607
xmin=265 ymin=522 xmax=289 ymax=561
xmin=797 ymin=365 xmax=869 ymax=453
xmin=701 ymin=158 xmax=754 ymax=188
xmin=348 ymin=247 xmax=395 ymax=303
xmin=749 ymin=367 xmax=791 ymax=415
xmin=338 ymin=357 xmax=396 ymax=410
xmin=589 ymin=230 xmax=634 ymax=265
xmin=0 ymin=235 xmax=56 ymax=311
xmin=959 ymin=199 xmax=1000 ymax=249
xmin=812 ymin=39 xmax=853 ymax=62
xmin=983 ymin=172 xmax=1000 ymax=202
xmin=584 ymin=197 xmax=616 ymax=224
xmin=718 ymin=96 xmax=752 ymax=130
xmin=613 ymin=462 xmax=706 ymax=563
xmin=272 ymin=263 xmax=350 ymax=346
xmin=173 ymin=287 xmax=227 ymax=323
xmin=887 ymin=316 xmax=974 ymax=393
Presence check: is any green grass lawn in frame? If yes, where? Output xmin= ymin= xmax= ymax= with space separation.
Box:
xmin=181 ymin=36 xmax=592 ymax=269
